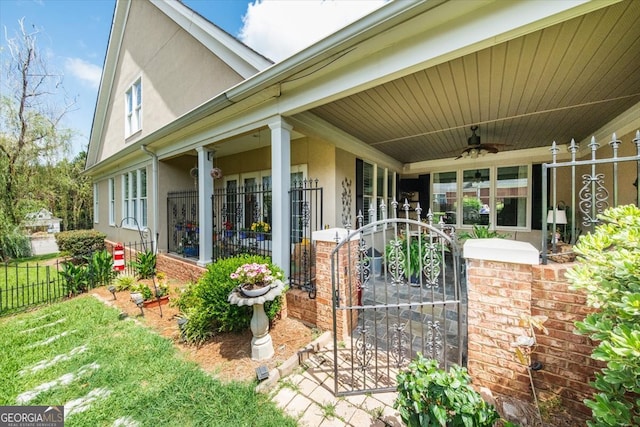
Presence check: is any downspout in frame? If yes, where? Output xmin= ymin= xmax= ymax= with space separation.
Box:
xmin=141 ymin=145 xmax=159 ymax=252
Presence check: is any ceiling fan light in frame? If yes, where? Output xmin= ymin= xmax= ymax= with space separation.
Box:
xmin=470 ymin=148 xmax=479 ymax=159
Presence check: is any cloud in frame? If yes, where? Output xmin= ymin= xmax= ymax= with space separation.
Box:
xmin=64 ymin=57 xmax=102 ymax=89
xmin=238 ymin=0 xmax=387 ymax=62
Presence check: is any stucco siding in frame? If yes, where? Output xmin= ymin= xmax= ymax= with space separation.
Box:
xmin=96 ymin=0 xmax=245 ymax=163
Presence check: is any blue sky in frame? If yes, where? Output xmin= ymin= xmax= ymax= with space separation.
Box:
xmin=0 ymin=0 xmax=385 ymax=156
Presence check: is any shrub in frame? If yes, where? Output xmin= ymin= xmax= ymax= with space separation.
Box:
xmin=130 ymin=250 xmax=156 ymax=279
xmin=130 ymin=282 xmax=153 ymax=300
xmin=55 ymin=230 xmax=105 ymax=261
xmin=174 ymin=255 xmax=285 ymax=343
xmin=87 ymin=249 xmax=115 ymax=286
xmin=395 ymin=354 xmax=500 ymax=427
xmin=0 ymin=222 xmax=31 ymax=261
xmin=114 ymin=274 xmax=136 ymax=291
xmin=567 ymin=204 xmax=640 ymax=427
xmin=59 ymin=262 xmax=90 ymax=295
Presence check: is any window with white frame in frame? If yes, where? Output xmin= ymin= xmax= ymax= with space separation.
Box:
xmin=93 ymin=183 xmax=99 ymax=223
xmin=121 ymin=168 xmax=147 ymax=228
xmin=125 ymin=78 xmax=142 ymax=136
xmin=356 ymin=159 xmax=397 ymax=226
xmin=431 ymin=165 xmax=530 ymax=229
xmin=108 ymin=178 xmax=115 ymax=225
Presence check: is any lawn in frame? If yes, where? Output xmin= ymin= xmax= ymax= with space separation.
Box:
xmin=0 ymin=295 xmax=297 ymax=426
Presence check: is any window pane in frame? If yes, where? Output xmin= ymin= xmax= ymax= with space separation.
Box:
xmin=496 ymin=166 xmax=528 ymax=227
xmin=140 ymin=169 xmax=147 ymax=197
xmin=432 ymin=171 xmax=457 ymax=224
xmin=135 ymin=81 xmax=142 ymax=106
xmin=462 ymin=169 xmax=490 ymax=226
xmin=362 ymin=162 xmax=374 ymax=224
xmin=131 ymin=172 xmax=137 ymax=198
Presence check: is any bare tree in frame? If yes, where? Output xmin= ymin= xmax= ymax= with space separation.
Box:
xmin=0 ymin=18 xmax=76 ymax=224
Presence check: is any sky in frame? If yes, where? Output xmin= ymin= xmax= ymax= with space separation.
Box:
xmin=0 ymin=0 xmax=386 ymax=157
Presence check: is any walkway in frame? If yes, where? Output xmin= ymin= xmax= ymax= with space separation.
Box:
xmin=268 ymin=336 xmax=405 ymax=426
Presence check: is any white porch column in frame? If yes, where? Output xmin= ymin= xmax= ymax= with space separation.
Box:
xmin=196 ymin=147 xmax=213 ymax=266
xmin=269 ymin=118 xmax=292 ymax=277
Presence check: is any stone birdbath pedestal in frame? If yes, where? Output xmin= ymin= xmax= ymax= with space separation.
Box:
xmin=228 ymin=280 xmax=285 ymax=361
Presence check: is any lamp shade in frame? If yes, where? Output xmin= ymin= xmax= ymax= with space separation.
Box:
xmin=547 ymin=209 xmax=567 ymax=225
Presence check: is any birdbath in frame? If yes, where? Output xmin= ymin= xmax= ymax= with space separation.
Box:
xmin=228 ymin=280 xmax=285 ymax=361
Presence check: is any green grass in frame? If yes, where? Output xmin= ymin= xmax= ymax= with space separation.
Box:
xmin=1 ymin=257 xmax=65 ymax=315
xmin=0 ymin=296 xmax=297 ymax=427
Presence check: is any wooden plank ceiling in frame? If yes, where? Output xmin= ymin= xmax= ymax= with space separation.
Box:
xmin=310 ymin=0 xmax=640 ymax=163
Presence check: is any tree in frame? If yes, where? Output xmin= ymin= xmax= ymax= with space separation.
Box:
xmin=0 ymin=19 xmax=76 ymax=225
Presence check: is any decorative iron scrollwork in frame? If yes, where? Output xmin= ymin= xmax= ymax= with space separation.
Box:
xmin=390 ymin=322 xmax=408 ymax=368
xmin=355 ymin=326 xmax=374 ymax=372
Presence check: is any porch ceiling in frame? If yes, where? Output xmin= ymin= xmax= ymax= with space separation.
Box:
xmin=309 ymin=0 xmax=640 ymax=164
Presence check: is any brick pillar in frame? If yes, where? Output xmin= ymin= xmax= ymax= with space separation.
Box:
xmin=464 ymin=239 xmax=540 ymax=401
xmin=467 ymin=258 xmax=534 ymax=400
xmin=312 ymin=228 xmax=360 ymax=342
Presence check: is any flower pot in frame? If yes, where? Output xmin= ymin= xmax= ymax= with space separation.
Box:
xmin=143 ymin=295 xmax=170 ymax=308
xmin=239 ymin=231 xmax=247 ymax=239
xmin=225 ymin=230 xmax=234 ymax=238
xmin=256 ymin=233 xmax=265 ymax=241
xmin=240 ymin=283 xmax=271 ymax=297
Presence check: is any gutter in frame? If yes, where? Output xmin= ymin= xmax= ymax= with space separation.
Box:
xmin=141 ymin=145 xmax=159 ymax=251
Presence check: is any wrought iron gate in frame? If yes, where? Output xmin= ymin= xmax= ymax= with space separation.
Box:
xmin=331 ymin=201 xmax=465 ymax=396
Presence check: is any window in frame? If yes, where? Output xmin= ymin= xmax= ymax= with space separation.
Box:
xmin=432 ymin=171 xmax=457 ymax=224
xmin=93 ymin=183 xmax=99 ymax=223
xmin=121 ymin=168 xmax=147 ymax=228
xmin=431 ymin=165 xmax=530 ymax=230
xmin=125 ymin=78 xmax=142 ymax=136
xmin=108 ymin=178 xmax=115 ymax=225
xmin=496 ymin=165 xmax=528 ymax=227
xmin=356 ymin=159 xmax=397 ymax=226
xmin=462 ymin=169 xmax=490 ymax=226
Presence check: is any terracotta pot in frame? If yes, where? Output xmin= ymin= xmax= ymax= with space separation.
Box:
xmin=143 ymin=295 xmax=170 ymax=308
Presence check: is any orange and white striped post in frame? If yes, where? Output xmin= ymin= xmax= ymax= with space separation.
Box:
xmin=113 ymin=243 xmax=125 ymax=272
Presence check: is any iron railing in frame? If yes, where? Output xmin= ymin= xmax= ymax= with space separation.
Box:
xmin=289 ymin=179 xmax=322 ymax=298
xmin=0 ymin=240 xmax=153 ymax=316
xmin=0 ymin=261 xmax=65 ymax=315
xmin=167 ymin=190 xmax=199 ymax=258
xmin=542 ymin=131 xmax=640 ymax=263
xmin=212 ymin=183 xmax=272 ymax=261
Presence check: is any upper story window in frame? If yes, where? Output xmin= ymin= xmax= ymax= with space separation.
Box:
xmin=125 ymin=78 xmax=142 ymax=136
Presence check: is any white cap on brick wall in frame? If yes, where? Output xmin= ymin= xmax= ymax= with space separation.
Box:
xmin=463 ymin=238 xmax=539 ymax=265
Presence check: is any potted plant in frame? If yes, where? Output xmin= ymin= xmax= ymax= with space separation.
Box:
xmin=223 ymin=220 xmax=234 ymax=238
xmin=230 ymin=262 xmax=282 ymax=297
xmin=250 ymin=221 xmax=270 ymax=241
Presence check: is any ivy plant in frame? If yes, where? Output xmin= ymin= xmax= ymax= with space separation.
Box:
xmin=394 ymin=354 xmax=500 ymax=427
xmin=567 ymin=204 xmax=640 ymax=427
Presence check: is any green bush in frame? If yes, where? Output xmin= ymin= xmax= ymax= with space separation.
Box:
xmin=59 ymin=261 xmax=90 ymax=295
xmin=130 ymin=250 xmax=156 ymax=279
xmin=0 ymin=223 xmax=31 ymax=261
xmin=175 ymin=255 xmax=286 ymax=344
xmin=88 ymin=249 xmax=115 ymax=286
xmin=114 ymin=274 xmax=136 ymax=291
xmin=395 ymin=354 xmax=500 ymax=427
xmin=55 ymin=230 xmax=105 ymax=261
xmin=567 ymin=204 xmax=640 ymax=427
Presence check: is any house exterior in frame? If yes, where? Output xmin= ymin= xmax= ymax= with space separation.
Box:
xmin=86 ymin=0 xmax=640 ymax=274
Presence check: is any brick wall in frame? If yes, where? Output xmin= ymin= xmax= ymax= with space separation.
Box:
xmin=466 ymin=253 xmax=600 ymax=425
xmin=531 ymin=263 xmax=602 ymax=420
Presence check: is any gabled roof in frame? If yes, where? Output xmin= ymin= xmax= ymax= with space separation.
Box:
xmin=86 ymin=0 xmax=273 ymax=168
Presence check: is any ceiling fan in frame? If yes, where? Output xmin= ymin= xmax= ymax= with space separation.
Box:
xmin=455 ymin=126 xmax=504 ymax=159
